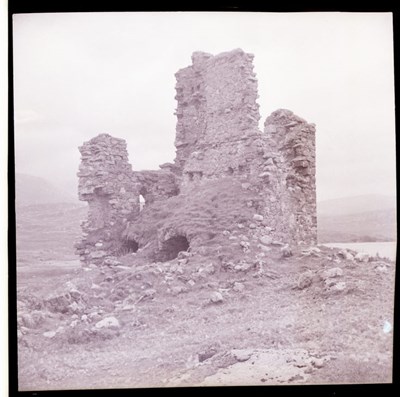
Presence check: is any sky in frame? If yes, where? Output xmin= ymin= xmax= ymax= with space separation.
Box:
xmin=13 ymin=12 xmax=396 ymax=202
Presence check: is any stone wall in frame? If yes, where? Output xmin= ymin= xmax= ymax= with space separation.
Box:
xmin=133 ymin=170 xmax=180 ymax=205
xmin=75 ymin=134 xmax=140 ymax=263
xmin=173 ymin=49 xmax=316 ymax=244
xmin=76 ymin=48 xmax=317 ymax=264
xmin=175 ymin=49 xmax=261 ymax=186
xmin=263 ymin=109 xmax=317 ymax=245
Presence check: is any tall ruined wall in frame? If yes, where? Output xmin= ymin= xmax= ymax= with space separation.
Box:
xmin=263 ymin=109 xmax=317 ymax=245
xmin=175 ymin=49 xmax=260 ymax=185
xmin=75 ymin=134 xmax=140 ymax=263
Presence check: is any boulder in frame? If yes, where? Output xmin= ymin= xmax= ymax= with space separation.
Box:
xmin=234 ymin=262 xmax=254 ymax=272
xmin=43 ymin=331 xmax=57 ymax=338
xmin=69 ymin=301 xmax=85 ymax=313
xmin=198 ymin=348 xmax=218 ymax=362
xmin=259 ymin=245 xmax=271 ymax=252
xmin=281 ymin=245 xmax=292 ymax=257
xmin=354 ymin=252 xmax=369 ymax=262
xmin=297 ymin=272 xmax=313 ymax=290
xmin=232 ymin=349 xmax=252 ymax=362
xmin=301 ymin=246 xmax=321 ymax=257
xmin=345 ymin=252 xmax=354 ymax=261
xmin=104 ymin=257 xmax=122 ymax=266
xmin=45 ymin=294 xmax=71 ymax=313
xmin=90 ymin=250 xmax=107 ymax=259
xmin=95 ymin=316 xmax=120 ymax=329
xmin=233 ymin=282 xmax=245 ymax=292
xmin=21 ymin=314 xmax=36 ymax=328
xmin=143 ymin=288 xmax=156 ymax=299
xmin=324 ymin=278 xmax=336 ymax=287
xmin=271 ymin=241 xmax=285 ymax=246
xmin=203 ymin=263 xmax=216 ymax=275
xmin=171 ymin=286 xmax=188 ymax=296
xmin=375 ymin=264 xmax=388 ymax=273
xmin=337 ymin=250 xmax=354 ymax=261
xmin=321 ymin=267 xmax=343 ymax=280
xmin=240 ymin=241 xmax=250 ymax=252
xmin=210 ymin=292 xmax=223 ymax=304
xmin=311 ymin=358 xmax=324 ymax=368
xmin=329 ymin=282 xmax=346 ymax=292
xmin=259 ymin=236 xmax=272 ymax=246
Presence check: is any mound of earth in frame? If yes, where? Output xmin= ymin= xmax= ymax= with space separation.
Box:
xmin=17 ymin=243 xmax=394 ymax=390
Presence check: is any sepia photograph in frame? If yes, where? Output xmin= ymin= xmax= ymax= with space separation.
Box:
xmin=12 ymin=10 xmax=396 ymax=391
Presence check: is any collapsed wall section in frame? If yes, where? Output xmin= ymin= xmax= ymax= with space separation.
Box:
xmin=76 ymin=134 xmax=181 ymax=264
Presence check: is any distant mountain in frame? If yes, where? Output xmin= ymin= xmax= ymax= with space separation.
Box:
xmin=317 ymin=195 xmax=396 ymax=243
xmin=15 ymin=173 xmax=80 ymax=207
xmin=317 ymin=194 xmax=396 ymax=217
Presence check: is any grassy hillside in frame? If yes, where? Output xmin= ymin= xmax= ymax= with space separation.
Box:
xmin=125 ymin=177 xmax=261 ymax=261
xmin=318 ymin=209 xmax=396 ymax=243
xmin=317 ymin=195 xmax=396 ymax=243
xmin=16 ymin=202 xmax=87 ymax=263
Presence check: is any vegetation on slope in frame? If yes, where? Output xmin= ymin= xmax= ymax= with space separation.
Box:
xmin=124 ymin=177 xmax=261 ymax=261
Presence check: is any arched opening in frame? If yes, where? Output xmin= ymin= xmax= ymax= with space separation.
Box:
xmin=118 ymin=239 xmax=139 ymax=256
xmin=160 ymin=235 xmax=190 ymax=261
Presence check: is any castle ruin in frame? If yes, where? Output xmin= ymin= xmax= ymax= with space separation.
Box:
xmin=75 ymin=49 xmax=317 ymax=265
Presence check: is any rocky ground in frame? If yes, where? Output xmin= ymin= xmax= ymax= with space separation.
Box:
xmin=17 ymin=242 xmax=395 ymax=390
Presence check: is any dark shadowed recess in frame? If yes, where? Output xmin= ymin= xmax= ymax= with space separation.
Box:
xmin=158 ymin=235 xmax=190 ymax=262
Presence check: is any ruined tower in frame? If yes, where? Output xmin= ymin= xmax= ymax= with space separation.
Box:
xmin=76 ymin=49 xmax=317 ymax=265
xmin=174 ymin=49 xmax=260 ymax=177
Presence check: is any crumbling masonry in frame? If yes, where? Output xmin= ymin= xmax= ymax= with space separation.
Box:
xmin=75 ymin=49 xmax=317 ymax=265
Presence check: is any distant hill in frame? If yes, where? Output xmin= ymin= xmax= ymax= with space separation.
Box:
xmin=15 ymin=173 xmax=80 ymax=208
xmin=317 ymin=194 xmax=396 ymax=217
xmin=14 ymin=174 xmax=87 ymax=262
xmin=318 ymin=195 xmax=396 ymax=243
